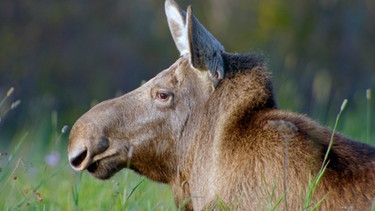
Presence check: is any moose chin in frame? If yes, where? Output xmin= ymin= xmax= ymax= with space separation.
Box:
xmin=68 ymin=0 xmax=375 ymax=210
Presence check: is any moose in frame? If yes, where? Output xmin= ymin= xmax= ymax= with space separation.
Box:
xmin=68 ymin=0 xmax=375 ymax=210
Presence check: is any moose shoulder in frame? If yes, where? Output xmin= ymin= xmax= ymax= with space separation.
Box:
xmin=68 ymin=0 xmax=375 ymax=210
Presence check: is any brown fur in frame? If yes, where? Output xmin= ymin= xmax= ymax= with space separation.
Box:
xmin=178 ymin=64 xmax=375 ymax=210
xmin=68 ymin=1 xmax=375 ymax=210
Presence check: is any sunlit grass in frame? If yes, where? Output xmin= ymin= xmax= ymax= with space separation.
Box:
xmin=0 ymin=136 xmax=175 ymax=210
xmin=0 ymin=87 xmax=21 ymax=122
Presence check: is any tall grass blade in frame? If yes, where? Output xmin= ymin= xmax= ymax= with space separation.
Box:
xmin=0 ymin=132 xmax=29 ymax=184
xmin=123 ymin=178 xmax=145 ymax=208
xmin=177 ymin=196 xmax=193 ymax=211
xmin=72 ymin=172 xmax=83 ymax=211
xmin=303 ymin=99 xmax=347 ymax=210
xmin=0 ymin=87 xmax=14 ymax=108
xmin=8 ymin=132 xmax=29 ymax=163
xmin=72 ymin=185 xmax=79 ymax=211
xmin=272 ymin=190 xmax=288 ymax=211
xmin=0 ymin=158 xmax=22 ymax=193
xmin=367 ymin=89 xmax=371 ymax=143
xmin=310 ymin=194 xmax=328 ymax=211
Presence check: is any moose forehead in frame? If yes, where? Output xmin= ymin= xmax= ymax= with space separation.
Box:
xmin=151 ymin=58 xmax=185 ymax=87
xmin=146 ymin=55 xmax=214 ymax=92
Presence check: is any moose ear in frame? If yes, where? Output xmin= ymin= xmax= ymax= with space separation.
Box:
xmin=165 ymin=0 xmax=225 ymax=81
xmin=165 ymin=0 xmax=189 ymax=55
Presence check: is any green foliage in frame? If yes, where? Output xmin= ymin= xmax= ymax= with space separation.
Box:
xmin=0 ymin=132 xmax=175 ymax=210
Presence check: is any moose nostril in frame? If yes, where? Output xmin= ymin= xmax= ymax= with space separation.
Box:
xmin=71 ymin=149 xmax=87 ymax=168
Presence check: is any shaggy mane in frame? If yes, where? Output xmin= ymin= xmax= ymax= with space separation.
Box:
xmin=222 ymin=52 xmax=265 ymax=76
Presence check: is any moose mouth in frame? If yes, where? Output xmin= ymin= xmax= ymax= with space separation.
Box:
xmin=87 ymin=161 xmax=99 ymax=172
xmin=86 ymin=157 xmax=126 ymax=180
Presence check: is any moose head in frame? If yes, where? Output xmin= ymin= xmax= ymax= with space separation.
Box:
xmin=68 ymin=0 xmax=232 ymax=182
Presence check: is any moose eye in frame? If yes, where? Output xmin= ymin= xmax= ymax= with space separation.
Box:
xmin=156 ymin=91 xmax=171 ymax=102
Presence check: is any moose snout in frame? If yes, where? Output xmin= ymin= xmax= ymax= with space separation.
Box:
xmin=68 ymin=136 xmax=110 ymax=171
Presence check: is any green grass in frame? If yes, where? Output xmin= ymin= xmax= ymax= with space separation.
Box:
xmin=0 ymin=141 xmax=175 ymax=210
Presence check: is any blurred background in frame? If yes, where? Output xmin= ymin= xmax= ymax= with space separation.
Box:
xmin=1 ymin=0 xmax=374 ymax=146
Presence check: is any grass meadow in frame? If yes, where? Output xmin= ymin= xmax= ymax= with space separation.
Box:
xmin=0 ymin=126 xmax=176 ymax=211
xmin=0 ymin=87 xmax=374 ymax=210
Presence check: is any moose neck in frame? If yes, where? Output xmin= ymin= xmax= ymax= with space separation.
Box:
xmin=171 ymin=53 xmax=277 ymax=205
